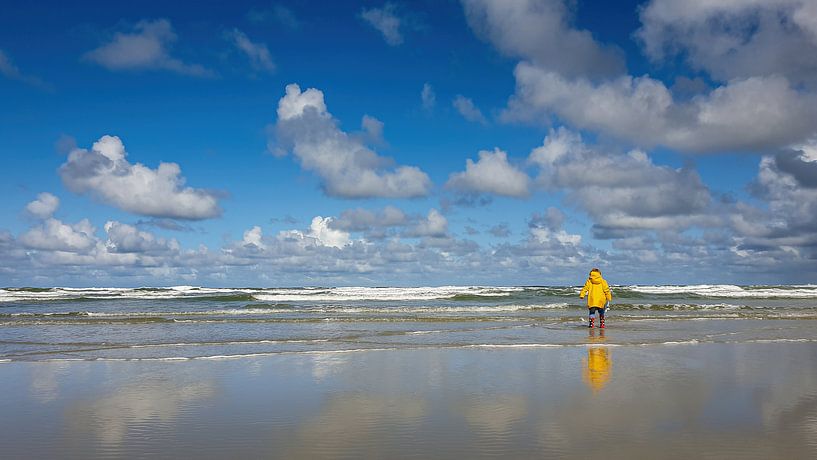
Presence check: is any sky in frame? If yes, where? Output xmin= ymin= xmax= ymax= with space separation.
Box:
xmin=1 ymin=0 xmax=817 ymax=287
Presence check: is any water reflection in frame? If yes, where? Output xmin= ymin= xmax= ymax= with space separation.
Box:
xmin=64 ymin=378 xmax=216 ymax=447
xmin=583 ymin=329 xmax=611 ymax=393
xmin=281 ymin=393 xmax=428 ymax=458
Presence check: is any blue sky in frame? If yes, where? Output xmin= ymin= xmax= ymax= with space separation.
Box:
xmin=2 ymin=0 xmax=817 ymax=287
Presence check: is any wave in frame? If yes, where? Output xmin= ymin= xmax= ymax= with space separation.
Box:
xmin=621 ymin=284 xmax=817 ymax=298
xmin=0 ymin=303 xmax=570 ymax=319
xmin=3 ymin=284 xmax=816 ymax=305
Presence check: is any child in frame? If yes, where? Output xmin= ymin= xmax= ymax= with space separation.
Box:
xmin=579 ymin=268 xmax=612 ymax=328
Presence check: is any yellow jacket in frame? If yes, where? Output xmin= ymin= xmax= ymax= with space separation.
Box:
xmin=580 ymin=271 xmax=612 ymax=308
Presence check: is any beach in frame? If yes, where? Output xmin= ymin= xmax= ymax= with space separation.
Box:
xmin=1 ymin=285 xmax=816 ymax=458
xmin=2 ymin=343 xmax=816 ymax=458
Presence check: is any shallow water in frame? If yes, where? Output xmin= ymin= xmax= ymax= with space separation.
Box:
xmin=1 ymin=285 xmax=815 ymax=361
xmin=1 ymin=343 xmax=816 ymax=459
xmin=0 ymin=285 xmax=817 ymax=361
xmin=1 ymin=285 xmax=816 ymax=458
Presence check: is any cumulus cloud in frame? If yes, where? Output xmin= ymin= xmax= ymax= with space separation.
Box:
xmin=228 ymin=29 xmax=275 ymax=73
xmin=736 ymin=147 xmax=817 ymax=248
xmin=331 ymin=206 xmax=407 ymax=232
xmin=461 ymin=0 xmax=624 ymax=78
xmin=408 ymin=209 xmax=448 ymax=238
xmin=307 ymin=217 xmax=351 ymax=249
xmin=722 ymin=150 xmax=817 ymax=269
xmin=452 ymin=95 xmax=488 ymax=125
xmin=0 ymin=49 xmax=51 ymax=89
xmin=771 ymin=148 xmax=817 ymax=189
xmin=529 ymin=128 xmax=718 ymax=236
xmin=104 ymin=221 xmax=179 ymax=254
xmin=446 ymin=148 xmax=530 ymax=197
xmin=421 ymin=83 xmax=436 ymax=110
xmin=465 ymin=1 xmax=817 ymax=154
xmin=59 ymin=135 xmax=222 ymax=220
xmin=361 ymin=3 xmax=403 ymax=45
xmin=25 ymin=193 xmax=60 ymax=219
xmin=505 ymin=63 xmax=817 ymax=153
xmin=271 ymin=84 xmax=432 ymax=198
xmin=84 ymin=19 xmax=213 ymax=77
xmin=20 ymin=218 xmax=97 ymax=253
xmin=360 ymin=115 xmax=385 ymax=145
xmin=240 ymin=225 xmax=265 ymax=250
xmin=638 ymin=0 xmax=817 ymax=86
xmin=490 ymin=208 xmax=592 ymax=274
xmin=528 ymin=207 xmax=566 ymax=231
xmin=276 ymin=217 xmax=352 ymax=249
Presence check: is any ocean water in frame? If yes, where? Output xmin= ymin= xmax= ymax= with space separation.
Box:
xmin=1 ymin=285 xmax=816 ymax=362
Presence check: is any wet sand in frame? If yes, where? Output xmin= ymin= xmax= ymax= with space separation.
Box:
xmin=1 ymin=339 xmax=816 ymax=459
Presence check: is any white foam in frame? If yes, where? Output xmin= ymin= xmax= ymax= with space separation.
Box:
xmin=743 ymin=338 xmax=817 ymax=344
xmin=656 ymin=339 xmax=700 ymax=346
xmin=253 ymin=286 xmax=524 ymax=302
xmin=3 ymin=303 xmax=570 ymax=319
xmin=0 ymin=286 xmax=529 ymax=302
xmin=626 ymin=284 xmax=817 ymax=298
xmin=0 ymin=287 xmax=260 ymax=302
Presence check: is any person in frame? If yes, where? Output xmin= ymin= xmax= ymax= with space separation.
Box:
xmin=579 ymin=268 xmax=612 ymax=328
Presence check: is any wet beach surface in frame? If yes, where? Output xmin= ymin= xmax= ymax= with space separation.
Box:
xmin=1 ymin=340 xmax=816 ymax=459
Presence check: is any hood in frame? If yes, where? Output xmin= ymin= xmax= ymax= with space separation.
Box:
xmin=589 ymin=271 xmax=603 ymax=284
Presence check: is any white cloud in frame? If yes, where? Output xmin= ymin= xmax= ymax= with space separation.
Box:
xmin=307 ymin=217 xmax=350 ymax=248
xmin=276 ymin=83 xmax=327 ymax=120
xmin=461 ymin=0 xmax=624 ymax=77
xmin=104 ymin=221 xmax=179 ymax=253
xmin=638 ymin=0 xmax=817 ymax=86
xmin=421 ymin=83 xmax=436 ymax=110
xmin=84 ymin=19 xmax=213 ymax=77
xmin=409 ymin=209 xmax=448 ymax=238
xmin=528 ymin=126 xmax=581 ymax=165
xmin=531 ymin=227 xmax=581 ymax=246
xmin=506 ymin=63 xmax=817 ymax=153
xmin=59 ymin=135 xmax=222 ymax=220
xmin=332 ymin=206 xmax=408 ymax=232
xmin=361 ymin=115 xmax=385 ymax=145
xmin=271 ymin=84 xmax=432 ymax=198
xmin=452 ymin=95 xmax=487 ymax=125
xmin=446 ymin=148 xmax=530 ymax=197
xmin=20 ymin=218 xmax=97 ymax=253
xmin=529 ymin=128 xmax=718 ymax=236
xmin=721 ymin=150 xmax=817 ymax=267
xmin=733 ymin=149 xmax=817 ymax=249
xmin=228 ymin=29 xmax=275 ymax=73
xmin=273 ymin=217 xmax=352 ymax=249
xmin=241 ymin=226 xmax=265 ymax=249
xmin=25 ymin=193 xmax=60 ymax=219
xmin=361 ymin=3 xmax=403 ymax=45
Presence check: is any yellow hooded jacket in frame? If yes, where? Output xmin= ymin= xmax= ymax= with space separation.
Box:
xmin=580 ymin=271 xmax=612 ymax=308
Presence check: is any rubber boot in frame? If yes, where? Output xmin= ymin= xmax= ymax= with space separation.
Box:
xmin=600 ymin=317 xmax=605 ymax=329
xmin=588 ymin=316 xmax=594 ymax=328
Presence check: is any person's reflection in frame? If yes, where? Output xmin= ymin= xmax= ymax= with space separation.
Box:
xmin=583 ymin=328 xmax=611 ymax=392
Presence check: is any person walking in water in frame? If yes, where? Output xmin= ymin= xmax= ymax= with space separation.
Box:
xmin=580 ymin=268 xmax=612 ymax=328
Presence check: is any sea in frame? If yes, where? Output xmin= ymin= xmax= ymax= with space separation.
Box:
xmin=2 ymin=285 xmax=816 ymax=362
